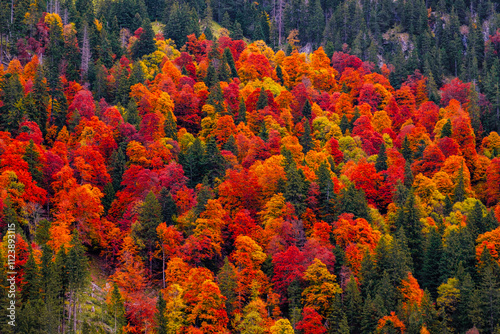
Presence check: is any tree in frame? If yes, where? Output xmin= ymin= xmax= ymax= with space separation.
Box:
xmin=375 ymin=142 xmax=388 ymax=173
xmin=156 ymin=291 xmax=167 ymax=334
xmin=66 ymin=231 xmax=88 ymax=334
xmin=108 ymin=283 xmax=126 ymax=334
xmin=271 ymin=319 xmax=295 ymax=334
xmin=302 ymin=258 xmax=342 ymax=316
xmin=134 ymin=191 xmax=162 ymax=277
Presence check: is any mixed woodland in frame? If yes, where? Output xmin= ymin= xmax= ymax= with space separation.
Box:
xmin=2 ymin=0 xmax=500 ymax=333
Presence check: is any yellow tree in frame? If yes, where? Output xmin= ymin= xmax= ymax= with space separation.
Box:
xmin=301 ymin=258 xmax=342 ymax=316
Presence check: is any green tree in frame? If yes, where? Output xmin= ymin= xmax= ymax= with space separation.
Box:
xmin=256 ymin=87 xmax=268 ymax=111
xmin=238 ymin=98 xmax=247 ymax=124
xmin=66 ymin=231 xmax=88 ymax=334
xmin=453 ymin=163 xmax=466 ymax=203
xmin=375 ymin=142 xmax=388 ymax=172
xmin=164 ymin=111 xmax=178 ymax=140
xmin=23 ymin=139 xmax=43 ymax=186
xmin=441 ymin=119 xmax=452 ymax=138
xmin=135 ymin=191 xmax=162 ymax=276
xmin=109 ymin=283 xmax=126 ymax=334
xmin=300 ymin=118 xmax=313 ymax=154
xmin=158 ymin=187 xmax=177 ymax=225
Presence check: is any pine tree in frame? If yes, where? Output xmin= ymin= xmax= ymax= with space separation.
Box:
xmin=0 ymin=73 xmax=24 ymax=133
xmin=180 ymin=137 xmax=205 ymax=187
xmin=344 ymin=275 xmax=362 ymax=333
xmin=404 ymin=160 xmax=414 ymax=188
xmin=421 ymin=227 xmax=443 ymax=298
xmin=204 ymin=60 xmax=218 ymax=87
xmin=132 ymin=18 xmax=156 ymax=59
xmin=206 ymin=82 xmax=225 ymax=114
xmin=259 ymin=122 xmax=269 ymax=141
xmin=338 ymin=183 xmax=371 ymax=222
xmin=395 ymin=189 xmax=423 ymax=276
xmin=22 ymin=245 xmax=41 ymax=302
xmin=66 ymin=231 xmax=88 ymax=334
xmin=109 ymin=283 xmax=126 ymax=334
xmin=217 ymin=257 xmax=237 ymax=316
xmin=30 ymin=67 xmax=49 ymax=136
xmin=223 ymin=134 xmax=238 ymax=156
xmin=135 ymin=191 xmax=162 ymax=275
xmin=102 ymin=182 xmax=115 ymax=215
xmin=300 ymin=118 xmax=313 ymax=154
xmin=441 ymin=119 xmax=452 ymax=138
xmin=164 ymin=111 xmax=178 ymax=140
xmin=402 ymin=135 xmax=412 ymax=162
xmin=340 ymin=114 xmax=349 ymax=134
xmin=237 ymin=98 xmax=247 ymax=124
xmin=375 ymin=142 xmax=387 ymax=172
xmin=223 ymin=47 xmax=238 ymax=78
xmin=23 ymin=139 xmax=43 ymax=186
xmin=453 ymin=163 xmax=466 ymax=203
xmin=327 ymin=294 xmax=350 ymax=334
xmin=302 ymin=99 xmax=312 ymax=119
xmin=204 ymin=136 xmax=226 ymax=184
xmin=317 ymin=161 xmax=336 ymax=222
xmin=256 ymin=87 xmax=268 ymax=111
xmin=276 ymin=64 xmax=284 ymax=85
xmin=109 ymin=148 xmax=127 ymax=192
xmin=158 ymin=187 xmax=176 ymax=225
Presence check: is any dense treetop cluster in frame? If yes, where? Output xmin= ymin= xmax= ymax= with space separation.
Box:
xmin=1 ymin=0 xmax=500 ymax=333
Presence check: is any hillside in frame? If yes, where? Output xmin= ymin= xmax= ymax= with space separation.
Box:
xmin=1 ymin=0 xmax=500 ymax=334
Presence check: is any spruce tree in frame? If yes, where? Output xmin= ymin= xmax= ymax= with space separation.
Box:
xmin=344 ymin=275 xmax=362 ymax=333
xmin=109 ymin=148 xmax=127 ymax=192
xmin=109 ymin=283 xmax=126 ymax=334
xmin=223 ymin=134 xmax=238 ymax=156
xmin=223 ymin=47 xmax=238 ymax=78
xmin=276 ymin=64 xmax=284 ymax=85
xmin=441 ymin=119 xmax=452 ymax=138
xmin=30 ymin=67 xmax=49 ymax=136
xmin=338 ymin=183 xmax=371 ymax=222
xmin=259 ymin=122 xmax=269 ymax=141
xmin=453 ymin=163 xmax=466 ymax=203
xmin=204 ymin=61 xmax=218 ymax=88
xmin=302 ymin=99 xmax=312 ymax=119
xmin=340 ymin=114 xmax=349 ymax=134
xmin=204 ymin=136 xmax=226 ymax=184
xmin=317 ymin=161 xmax=336 ymax=222
xmin=300 ymin=118 xmax=313 ymax=154
xmin=237 ymin=98 xmax=247 ymax=124
xmin=164 ymin=111 xmax=178 ymax=140
xmin=135 ymin=191 xmax=162 ymax=275
xmin=66 ymin=231 xmax=88 ymax=334
xmin=156 ymin=290 xmax=167 ymax=334
xmin=421 ymin=227 xmax=443 ymax=298
xmin=158 ymin=187 xmax=176 ymax=225
xmin=375 ymin=142 xmax=387 ymax=172
xmin=217 ymin=257 xmax=237 ymax=316
xmin=23 ymin=139 xmax=43 ymax=186
xmin=256 ymin=87 xmax=268 ymax=111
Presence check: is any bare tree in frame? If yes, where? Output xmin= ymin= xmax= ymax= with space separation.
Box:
xmin=81 ymin=23 xmax=90 ymax=80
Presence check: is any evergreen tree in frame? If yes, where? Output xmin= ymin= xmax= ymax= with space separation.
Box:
xmin=204 ymin=61 xmax=219 ymax=88
xmin=441 ymin=119 xmax=452 ymax=138
xmin=340 ymin=114 xmax=350 ymax=134
xmin=135 ymin=191 xmax=162 ymax=275
xmin=102 ymin=182 xmax=115 ymax=215
xmin=302 ymin=99 xmax=312 ymax=119
xmin=327 ymin=294 xmax=350 ymax=334
xmin=421 ymin=227 xmax=443 ymax=298
xmin=0 ymin=73 xmax=24 ymax=133
xmin=217 ymin=257 xmax=237 ymax=316
xmin=375 ymin=142 xmax=387 ymax=172
xmin=109 ymin=148 xmax=127 ymax=192
xmin=223 ymin=47 xmax=238 ymax=78
xmin=395 ymin=189 xmax=423 ymax=276
xmin=164 ymin=111 xmax=178 ymax=140
xmin=158 ymin=187 xmax=176 ymax=225
xmin=344 ymin=275 xmax=362 ymax=334
xmin=259 ymin=122 xmax=269 ymax=141
xmin=109 ymin=283 xmax=126 ymax=334
xmin=204 ymin=136 xmax=226 ymax=184
xmin=453 ymin=163 xmax=466 ymax=203
xmin=132 ymin=18 xmax=156 ymax=59
xmin=180 ymin=137 xmax=205 ymax=187
xmin=402 ymin=135 xmax=412 ymax=162
xmin=223 ymin=134 xmax=238 ymax=156
xmin=256 ymin=87 xmax=268 ymax=111
xmin=317 ymin=161 xmax=336 ymax=222
xmin=283 ymin=148 xmax=308 ymax=215
xmin=300 ymin=118 xmax=313 ymax=154
xmin=66 ymin=231 xmax=88 ymax=334
xmin=276 ymin=64 xmax=284 ymax=85
xmin=23 ymin=139 xmax=43 ymax=186
xmin=206 ymin=82 xmax=225 ymax=114
xmin=338 ymin=183 xmax=371 ymax=222
xmin=237 ymin=98 xmax=247 ymax=124
xmin=404 ymin=160 xmax=414 ymax=188
xmin=30 ymin=67 xmax=50 ymax=136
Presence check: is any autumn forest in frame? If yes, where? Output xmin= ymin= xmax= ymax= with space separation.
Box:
xmin=1 ymin=0 xmax=500 ymax=333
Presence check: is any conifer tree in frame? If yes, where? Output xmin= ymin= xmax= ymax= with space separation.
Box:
xmin=441 ymin=119 xmax=452 ymax=138
xmin=256 ymin=87 xmax=268 ymax=111
xmin=300 ymin=118 xmax=313 ymax=154
xmin=375 ymin=142 xmax=387 ymax=172
xmin=204 ymin=136 xmax=226 ymax=184
xmin=159 ymin=187 xmax=177 ymax=226
xmin=453 ymin=163 xmax=466 ymax=203
xmin=156 ymin=290 xmax=167 ymax=334
xmin=66 ymin=231 xmax=88 ymax=334
xmin=223 ymin=47 xmax=238 ymax=78
xmin=276 ymin=64 xmax=284 ymax=85
xmin=238 ymin=98 xmax=247 ymax=124
xmin=205 ymin=61 xmax=218 ymax=87
xmin=302 ymin=99 xmax=312 ymax=119
xmin=217 ymin=257 xmax=237 ymax=316
xmin=338 ymin=183 xmax=371 ymax=222
xmin=109 ymin=283 xmax=126 ymax=334
xmin=259 ymin=122 xmax=269 ymax=141
xmin=421 ymin=227 xmax=443 ymax=298
xmin=340 ymin=114 xmax=350 ymax=134
xmin=223 ymin=134 xmax=238 ymax=156
xmin=164 ymin=111 xmax=178 ymax=140
xmin=135 ymin=191 xmax=162 ymax=275
xmin=344 ymin=275 xmax=362 ymax=333
xmin=23 ymin=139 xmax=43 ymax=186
